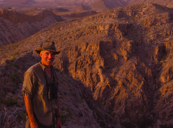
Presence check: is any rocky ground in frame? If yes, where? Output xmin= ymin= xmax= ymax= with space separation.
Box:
xmin=1 ymin=3 xmax=173 ymax=128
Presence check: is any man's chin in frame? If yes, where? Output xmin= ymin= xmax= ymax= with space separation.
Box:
xmin=44 ymin=62 xmax=52 ymax=66
xmin=47 ymin=63 xmax=52 ymax=66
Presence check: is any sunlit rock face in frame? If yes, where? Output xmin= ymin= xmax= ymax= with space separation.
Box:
xmin=53 ymin=3 xmax=173 ymax=127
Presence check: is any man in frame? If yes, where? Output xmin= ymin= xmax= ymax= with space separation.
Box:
xmin=22 ymin=41 xmax=62 ymax=128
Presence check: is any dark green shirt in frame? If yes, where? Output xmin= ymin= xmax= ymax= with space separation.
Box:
xmin=22 ymin=62 xmax=58 ymax=126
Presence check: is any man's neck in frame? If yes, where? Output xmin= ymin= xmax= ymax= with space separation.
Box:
xmin=40 ymin=61 xmax=52 ymax=78
xmin=41 ymin=61 xmax=51 ymax=68
xmin=45 ymin=67 xmax=51 ymax=78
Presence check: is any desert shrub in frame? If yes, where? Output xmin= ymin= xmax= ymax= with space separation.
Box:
xmin=10 ymin=73 xmax=19 ymax=82
xmin=0 ymin=108 xmax=18 ymax=128
xmin=137 ymin=117 xmax=154 ymax=128
xmin=9 ymin=57 xmax=16 ymax=61
xmin=60 ymin=108 xmax=72 ymax=124
xmin=12 ymin=52 xmax=19 ymax=56
xmin=13 ymin=63 xmax=19 ymax=68
xmin=2 ymin=97 xmax=18 ymax=107
xmin=160 ymin=124 xmax=173 ymax=128
xmin=121 ymin=121 xmax=135 ymax=128
xmin=17 ymin=112 xmax=25 ymax=119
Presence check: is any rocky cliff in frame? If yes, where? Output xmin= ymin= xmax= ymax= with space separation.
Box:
xmin=1 ymin=3 xmax=173 ymax=128
xmin=0 ymin=9 xmax=63 ymax=46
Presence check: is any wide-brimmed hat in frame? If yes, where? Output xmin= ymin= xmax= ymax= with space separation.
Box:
xmin=35 ymin=41 xmax=60 ymax=54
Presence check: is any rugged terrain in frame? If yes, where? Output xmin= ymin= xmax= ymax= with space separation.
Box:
xmin=1 ymin=2 xmax=173 ymax=128
xmin=0 ymin=8 xmax=98 ymax=46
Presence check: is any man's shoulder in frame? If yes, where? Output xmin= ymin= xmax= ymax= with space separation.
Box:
xmin=26 ymin=62 xmax=41 ymax=74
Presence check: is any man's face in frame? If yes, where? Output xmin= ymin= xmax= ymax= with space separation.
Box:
xmin=40 ymin=50 xmax=55 ymax=66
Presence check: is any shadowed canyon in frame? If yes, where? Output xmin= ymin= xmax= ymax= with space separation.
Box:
xmin=1 ymin=1 xmax=173 ymax=128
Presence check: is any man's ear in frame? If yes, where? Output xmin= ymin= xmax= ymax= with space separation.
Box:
xmin=40 ymin=51 xmax=42 ymax=57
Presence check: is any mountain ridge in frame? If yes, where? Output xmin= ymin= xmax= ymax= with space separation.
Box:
xmin=1 ymin=0 xmax=173 ymax=12
xmin=0 ymin=9 xmax=63 ymax=46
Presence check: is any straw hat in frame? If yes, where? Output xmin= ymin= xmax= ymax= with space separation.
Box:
xmin=35 ymin=41 xmax=60 ymax=54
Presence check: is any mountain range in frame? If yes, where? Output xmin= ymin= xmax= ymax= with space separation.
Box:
xmin=0 ymin=9 xmax=63 ymax=46
xmin=1 ymin=0 xmax=36 ymax=5
xmin=1 ymin=0 xmax=173 ymax=13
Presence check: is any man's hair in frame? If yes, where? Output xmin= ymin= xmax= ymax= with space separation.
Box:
xmin=41 ymin=50 xmax=44 ymax=54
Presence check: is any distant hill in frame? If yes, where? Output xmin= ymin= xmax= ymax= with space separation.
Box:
xmin=51 ymin=8 xmax=69 ymax=12
xmin=1 ymin=0 xmax=37 ymax=5
xmin=89 ymin=0 xmax=127 ymax=12
xmin=71 ymin=4 xmax=91 ymax=12
xmin=103 ymin=0 xmax=128 ymax=9
xmin=0 ymin=9 xmax=62 ymax=23
xmin=35 ymin=0 xmax=98 ymax=6
xmin=101 ymin=0 xmax=173 ymax=9
xmin=128 ymin=0 xmax=173 ymax=8
xmin=0 ymin=9 xmax=63 ymax=46
xmin=32 ymin=1 xmax=60 ymax=8
xmin=90 ymin=0 xmax=109 ymax=12
xmin=89 ymin=0 xmax=173 ymax=13
xmin=22 ymin=0 xmax=37 ymax=5
xmin=54 ymin=0 xmax=98 ymax=5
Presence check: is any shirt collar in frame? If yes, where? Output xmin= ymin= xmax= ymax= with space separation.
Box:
xmin=39 ymin=62 xmax=52 ymax=71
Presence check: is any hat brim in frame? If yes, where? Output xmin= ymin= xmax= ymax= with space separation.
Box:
xmin=35 ymin=48 xmax=60 ymax=54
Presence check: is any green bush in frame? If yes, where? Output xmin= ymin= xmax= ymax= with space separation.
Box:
xmin=17 ymin=112 xmax=25 ymax=119
xmin=60 ymin=108 xmax=72 ymax=124
xmin=2 ymin=97 xmax=18 ymax=107
xmin=10 ymin=74 xmax=19 ymax=82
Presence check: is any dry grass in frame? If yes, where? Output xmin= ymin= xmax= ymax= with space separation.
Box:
xmin=0 ymin=107 xmax=24 ymax=128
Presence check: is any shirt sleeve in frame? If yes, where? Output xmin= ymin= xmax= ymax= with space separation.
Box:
xmin=22 ymin=71 xmax=36 ymax=99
